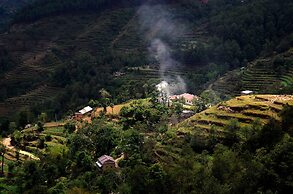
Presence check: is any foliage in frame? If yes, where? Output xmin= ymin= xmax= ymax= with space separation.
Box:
xmin=68 ymin=119 xmax=120 ymax=158
xmin=0 ymin=0 xmax=293 ymax=193
xmin=1 ymin=101 xmax=293 ymax=193
xmin=64 ymin=122 xmax=76 ymax=134
xmin=120 ymin=100 xmax=168 ymax=131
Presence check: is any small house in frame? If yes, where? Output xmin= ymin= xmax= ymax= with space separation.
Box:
xmin=169 ymin=93 xmax=199 ymax=105
xmin=96 ymin=155 xmax=116 ymax=171
xmin=241 ymin=90 xmax=254 ymax=95
xmin=74 ymin=106 xmax=93 ymax=120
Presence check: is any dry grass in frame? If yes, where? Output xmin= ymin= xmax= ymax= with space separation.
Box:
xmin=95 ymin=102 xmax=131 ymax=116
xmin=178 ymin=95 xmax=293 ymax=135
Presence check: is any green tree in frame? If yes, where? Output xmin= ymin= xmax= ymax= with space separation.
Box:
xmin=148 ymin=163 xmax=167 ymax=193
xmin=99 ymin=88 xmax=111 ymax=112
xmin=37 ymin=121 xmax=44 ymax=133
xmin=69 ymin=119 xmax=120 ymax=158
xmin=0 ymin=143 xmax=5 ymax=176
xmin=281 ymin=105 xmax=293 ymax=135
xmin=171 ymin=102 xmax=183 ymax=116
xmin=16 ymin=111 xmax=28 ymax=129
xmin=37 ymin=137 xmax=45 ymax=149
xmin=38 ymin=112 xmax=48 ymax=123
xmin=64 ymin=121 xmax=76 ymax=133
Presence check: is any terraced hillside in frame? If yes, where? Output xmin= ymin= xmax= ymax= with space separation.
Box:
xmin=178 ymin=95 xmax=293 ymax=138
xmin=0 ymin=0 xmax=292 ymax=120
xmin=0 ymin=9 xmax=136 ymax=118
xmin=241 ymin=60 xmax=279 ymax=93
xmin=2 ymin=4 xmax=207 ymax=118
xmin=208 ymin=48 xmax=293 ymax=99
xmin=0 ymin=85 xmax=61 ymax=118
xmin=2 ymin=123 xmax=67 ymax=165
xmin=111 ymin=4 xmax=209 ymax=55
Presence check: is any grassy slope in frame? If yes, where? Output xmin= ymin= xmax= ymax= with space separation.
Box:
xmin=178 ymin=95 xmax=293 ymax=137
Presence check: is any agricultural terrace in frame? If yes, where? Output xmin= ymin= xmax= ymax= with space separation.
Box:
xmin=178 ymin=95 xmax=293 ymax=137
xmin=2 ymin=123 xmax=67 ymax=166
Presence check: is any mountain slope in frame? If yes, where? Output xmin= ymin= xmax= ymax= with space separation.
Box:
xmin=0 ymin=0 xmax=34 ymax=30
xmin=206 ymin=48 xmax=293 ymax=99
xmin=0 ymin=0 xmax=292 ymax=120
xmin=178 ymin=95 xmax=293 ymax=138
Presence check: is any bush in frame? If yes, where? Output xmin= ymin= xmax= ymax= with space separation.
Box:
xmin=45 ymin=134 xmax=52 ymax=142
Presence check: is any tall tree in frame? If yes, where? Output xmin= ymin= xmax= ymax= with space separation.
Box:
xmin=99 ymin=88 xmax=111 ymax=112
xmin=0 ymin=143 xmax=6 ymax=176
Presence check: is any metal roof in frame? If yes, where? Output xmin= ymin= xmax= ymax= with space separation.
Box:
xmin=78 ymin=106 xmax=93 ymax=115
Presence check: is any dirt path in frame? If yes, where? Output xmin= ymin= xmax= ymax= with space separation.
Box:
xmin=115 ymin=153 xmax=125 ymax=168
xmin=2 ymin=138 xmax=40 ymax=160
xmin=2 ymin=137 xmax=14 ymax=150
xmin=44 ymin=122 xmax=65 ymax=128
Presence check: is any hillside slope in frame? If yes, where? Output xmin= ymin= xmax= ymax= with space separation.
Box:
xmin=0 ymin=0 xmax=292 ymax=120
xmin=178 ymin=95 xmax=293 ymax=138
xmin=207 ymin=48 xmax=293 ymax=99
xmin=0 ymin=3 xmax=206 ymax=118
xmin=0 ymin=0 xmax=34 ymax=30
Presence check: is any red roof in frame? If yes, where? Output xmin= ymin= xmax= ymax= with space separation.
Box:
xmin=169 ymin=93 xmax=198 ymax=101
xmin=98 ymin=155 xmax=115 ymax=165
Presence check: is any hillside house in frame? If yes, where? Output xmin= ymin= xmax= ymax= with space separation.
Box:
xmin=241 ymin=90 xmax=254 ymax=95
xmin=96 ymin=155 xmax=116 ymax=171
xmin=74 ymin=106 xmax=93 ymax=120
xmin=169 ymin=93 xmax=199 ymax=105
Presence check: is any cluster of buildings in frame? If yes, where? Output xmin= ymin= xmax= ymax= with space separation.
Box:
xmin=169 ymin=93 xmax=199 ymax=105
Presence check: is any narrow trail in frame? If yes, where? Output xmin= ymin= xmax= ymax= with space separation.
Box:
xmin=2 ymin=137 xmax=40 ymax=161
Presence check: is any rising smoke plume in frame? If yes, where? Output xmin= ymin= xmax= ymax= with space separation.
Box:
xmin=137 ymin=3 xmax=187 ymax=96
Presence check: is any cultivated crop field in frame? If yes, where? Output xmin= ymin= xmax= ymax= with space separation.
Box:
xmin=178 ymin=95 xmax=293 ymax=137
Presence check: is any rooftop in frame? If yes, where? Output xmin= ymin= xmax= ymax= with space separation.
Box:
xmin=96 ymin=155 xmax=115 ymax=167
xmin=170 ymin=93 xmax=198 ymax=101
xmin=241 ymin=90 xmax=254 ymax=95
xmin=78 ymin=106 xmax=93 ymax=115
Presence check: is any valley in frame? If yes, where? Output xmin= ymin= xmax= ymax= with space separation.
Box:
xmin=0 ymin=0 xmax=292 ymax=193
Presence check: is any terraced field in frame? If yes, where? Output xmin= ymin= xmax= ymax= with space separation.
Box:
xmin=281 ymin=65 xmax=293 ymax=89
xmin=74 ymin=8 xmax=135 ymax=54
xmin=177 ymin=95 xmax=293 ymax=137
xmin=0 ymin=3 xmax=211 ymax=119
xmin=0 ymin=85 xmax=61 ymax=118
xmin=118 ymin=67 xmax=190 ymax=82
xmin=210 ymin=69 xmax=243 ymax=98
xmin=209 ymin=48 xmax=293 ymax=98
xmin=241 ymin=59 xmax=279 ymax=93
xmin=1 ymin=125 xmax=67 ymax=172
xmin=17 ymin=125 xmax=67 ymax=159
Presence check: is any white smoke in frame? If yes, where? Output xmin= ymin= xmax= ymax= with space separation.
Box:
xmin=138 ymin=4 xmax=187 ymax=96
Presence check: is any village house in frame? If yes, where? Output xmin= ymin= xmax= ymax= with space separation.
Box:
xmin=74 ymin=106 xmax=93 ymax=120
xmin=96 ymin=155 xmax=116 ymax=171
xmin=169 ymin=93 xmax=199 ymax=105
xmin=241 ymin=90 xmax=254 ymax=95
